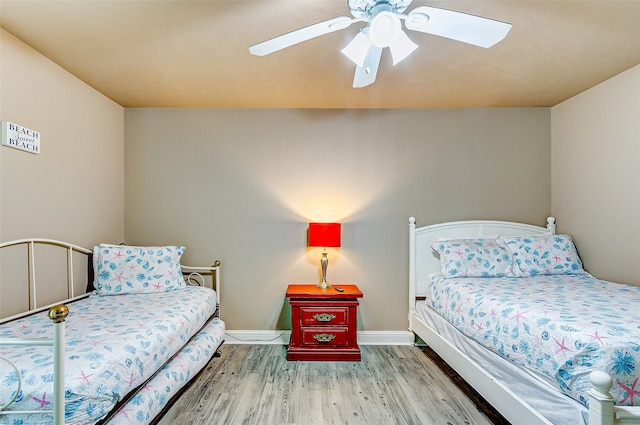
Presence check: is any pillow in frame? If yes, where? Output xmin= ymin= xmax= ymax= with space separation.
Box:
xmin=432 ymin=238 xmax=515 ymax=278
xmin=93 ymin=244 xmax=185 ymax=295
xmin=501 ymin=234 xmax=583 ymax=276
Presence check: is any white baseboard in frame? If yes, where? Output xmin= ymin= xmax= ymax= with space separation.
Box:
xmin=224 ymin=330 xmax=414 ymax=345
xmin=224 ymin=330 xmax=291 ymax=345
xmin=358 ymin=331 xmax=414 ymax=345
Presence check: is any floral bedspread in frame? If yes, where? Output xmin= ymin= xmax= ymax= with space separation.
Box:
xmin=105 ymin=317 xmax=224 ymax=425
xmin=0 ymin=286 xmax=219 ymax=424
xmin=428 ymin=272 xmax=640 ymax=407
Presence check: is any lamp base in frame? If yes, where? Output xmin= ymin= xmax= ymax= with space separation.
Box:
xmin=317 ymin=280 xmax=331 ymax=289
xmin=318 ymin=251 xmax=331 ymax=289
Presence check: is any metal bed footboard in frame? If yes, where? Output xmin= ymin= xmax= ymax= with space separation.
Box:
xmin=0 ymin=305 xmax=68 ymax=424
xmin=0 ymin=239 xmax=91 ymax=424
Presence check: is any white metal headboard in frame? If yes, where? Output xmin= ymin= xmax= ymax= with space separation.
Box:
xmin=0 ymin=239 xmax=94 ymax=323
xmin=408 ymin=217 xmax=556 ymax=313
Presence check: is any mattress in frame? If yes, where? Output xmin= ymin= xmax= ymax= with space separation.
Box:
xmin=424 ymin=272 xmax=640 ymax=409
xmin=0 ymin=286 xmax=219 ymax=425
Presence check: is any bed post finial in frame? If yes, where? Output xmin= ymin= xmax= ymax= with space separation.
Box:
xmin=546 ymin=217 xmax=556 ymax=234
xmin=409 ymin=217 xmax=416 ymax=226
xmin=588 ymin=371 xmax=615 ymax=425
xmin=48 ymin=304 xmax=69 ymax=323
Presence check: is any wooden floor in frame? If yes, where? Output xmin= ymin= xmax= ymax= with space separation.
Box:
xmin=159 ymin=344 xmax=510 ymax=425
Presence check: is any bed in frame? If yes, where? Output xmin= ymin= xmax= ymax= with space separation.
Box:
xmin=408 ymin=217 xmax=640 ymax=425
xmin=0 ymin=239 xmax=225 ymax=425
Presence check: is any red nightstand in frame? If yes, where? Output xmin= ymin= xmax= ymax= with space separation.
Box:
xmin=286 ymin=284 xmax=363 ymax=361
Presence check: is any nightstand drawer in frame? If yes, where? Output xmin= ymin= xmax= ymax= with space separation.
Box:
xmin=300 ymin=307 xmax=348 ymax=326
xmin=300 ymin=327 xmax=348 ymax=347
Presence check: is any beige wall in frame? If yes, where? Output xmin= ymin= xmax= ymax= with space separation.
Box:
xmin=551 ymin=65 xmax=640 ymax=286
xmin=125 ymin=108 xmax=551 ymax=331
xmin=0 ymin=29 xmax=125 ymax=317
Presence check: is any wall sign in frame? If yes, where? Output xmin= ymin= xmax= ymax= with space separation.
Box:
xmin=2 ymin=121 xmax=41 ymax=154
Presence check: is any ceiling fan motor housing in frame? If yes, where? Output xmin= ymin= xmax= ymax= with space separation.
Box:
xmin=348 ymin=0 xmax=413 ymax=18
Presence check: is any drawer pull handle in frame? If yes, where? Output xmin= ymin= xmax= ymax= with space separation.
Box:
xmin=312 ymin=313 xmax=336 ymax=323
xmin=312 ymin=333 xmax=336 ymax=343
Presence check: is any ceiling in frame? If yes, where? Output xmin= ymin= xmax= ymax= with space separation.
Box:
xmin=1 ymin=0 xmax=639 ymax=109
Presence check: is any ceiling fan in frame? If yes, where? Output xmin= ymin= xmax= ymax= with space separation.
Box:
xmin=249 ymin=0 xmax=512 ymax=88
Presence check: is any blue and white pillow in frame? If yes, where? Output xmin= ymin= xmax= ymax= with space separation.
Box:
xmin=501 ymin=234 xmax=583 ymax=276
xmin=93 ymin=244 xmax=185 ymax=295
xmin=432 ymin=238 xmax=516 ymax=278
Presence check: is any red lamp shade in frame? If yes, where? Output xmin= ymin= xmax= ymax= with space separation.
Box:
xmin=308 ymin=223 xmax=341 ymax=248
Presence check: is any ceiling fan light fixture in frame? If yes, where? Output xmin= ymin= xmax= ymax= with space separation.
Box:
xmin=388 ymin=30 xmax=418 ymax=65
xmin=369 ymin=11 xmax=402 ymax=47
xmin=341 ymin=29 xmax=372 ymax=67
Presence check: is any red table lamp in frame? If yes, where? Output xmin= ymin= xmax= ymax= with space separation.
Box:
xmin=308 ymin=223 xmax=341 ymax=288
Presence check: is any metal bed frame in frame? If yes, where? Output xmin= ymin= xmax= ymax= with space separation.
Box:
xmin=0 ymin=239 xmax=221 ymax=425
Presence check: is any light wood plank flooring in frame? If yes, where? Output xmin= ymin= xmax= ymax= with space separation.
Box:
xmin=159 ymin=344 xmax=510 ymax=425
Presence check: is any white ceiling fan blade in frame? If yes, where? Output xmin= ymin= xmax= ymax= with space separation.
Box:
xmin=388 ymin=30 xmax=418 ymax=65
xmin=353 ymin=45 xmax=383 ymax=88
xmin=406 ymin=6 xmax=512 ymax=48
xmin=249 ymin=16 xmax=355 ymax=56
xmin=341 ymin=29 xmax=372 ymax=67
